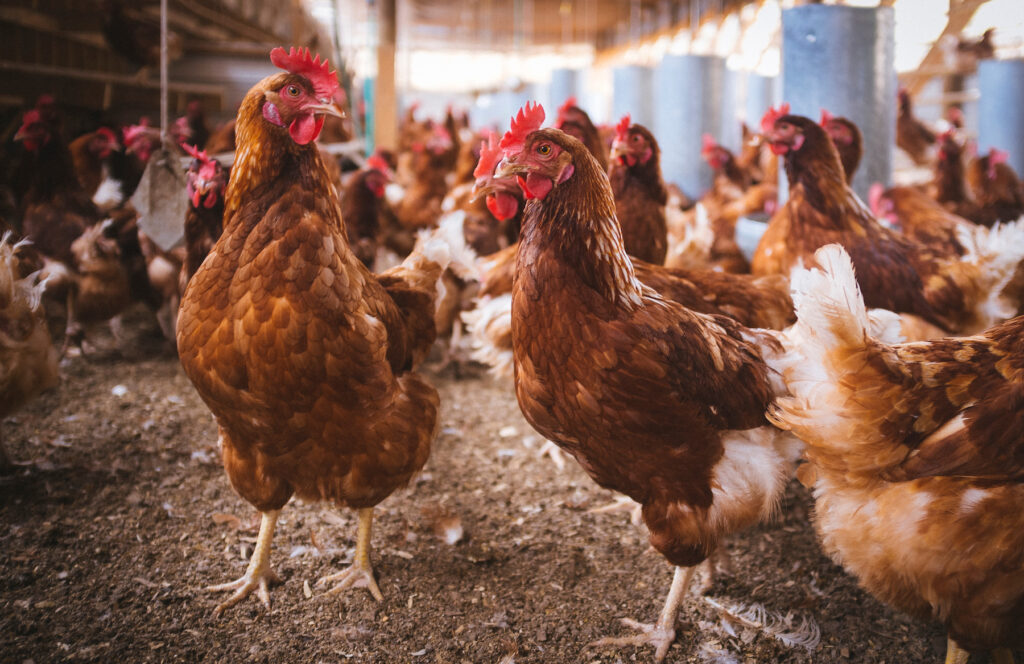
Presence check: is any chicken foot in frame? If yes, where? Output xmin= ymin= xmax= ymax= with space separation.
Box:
xmin=587 ymin=495 xmax=643 ymax=527
xmin=206 ymin=510 xmax=282 ymax=616
xmin=317 ymin=507 xmax=384 ymax=601
xmin=589 ymin=564 xmax=696 ymax=662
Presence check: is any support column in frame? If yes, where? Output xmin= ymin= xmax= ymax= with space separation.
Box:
xmin=744 ymin=72 xmax=777 ymax=134
xmin=978 ymin=58 xmax=1024 ymax=176
xmin=653 ymin=54 xmax=726 ymax=199
xmin=612 ymin=65 xmax=654 ymax=129
xmin=782 ymin=4 xmax=895 ymax=200
xmin=373 ymin=0 xmax=397 ymax=151
xmin=549 ymin=68 xmax=580 ymax=108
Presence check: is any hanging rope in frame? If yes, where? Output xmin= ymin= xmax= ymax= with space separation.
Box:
xmin=160 ymin=0 xmax=169 ymax=145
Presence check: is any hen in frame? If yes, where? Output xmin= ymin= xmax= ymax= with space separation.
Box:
xmin=101 ymin=0 xmax=182 ymax=74
xmin=554 ymin=97 xmax=609 ymax=173
xmin=771 ymin=243 xmax=1024 ymax=664
xmin=0 ymin=234 xmax=60 ymax=472
xmin=966 ymin=147 xmax=1024 ymax=226
xmin=607 ymin=115 xmax=668 ymax=265
xmin=14 ymin=110 xmax=98 ymax=264
xmin=180 ymin=144 xmax=227 ymax=289
xmin=68 ymin=127 xmax=123 ymax=211
xmin=932 ymin=131 xmax=998 ymax=227
xmin=819 ymin=110 xmax=861 ymax=185
xmin=496 ymin=103 xmax=801 ymax=660
xmin=896 ymin=88 xmax=937 ymax=166
xmin=753 ymin=107 xmax=1023 ymax=335
xmin=177 ymin=48 xmax=450 ymax=615
xmin=339 ymin=155 xmax=391 ymax=269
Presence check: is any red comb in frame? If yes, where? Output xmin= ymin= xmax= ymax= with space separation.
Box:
xmin=556 ymin=96 xmax=577 ymax=126
xmin=819 ymin=109 xmax=834 ymax=126
xmin=21 ymin=109 xmax=42 ymax=126
xmin=366 ymin=154 xmax=391 ymax=177
xmin=989 ymin=147 xmax=1009 ymax=165
xmin=269 ymin=46 xmax=338 ymax=100
xmin=181 ymin=142 xmax=211 ymax=163
xmin=96 ymin=127 xmax=117 ymax=142
xmin=988 ymin=147 xmax=1009 ymax=179
xmin=499 ymin=102 xmax=545 ymax=156
xmin=701 ymin=133 xmax=717 ymax=154
xmin=760 ymin=103 xmax=790 ymax=135
xmin=473 ymin=131 xmax=502 ymax=179
xmin=614 ymin=114 xmax=632 ymax=144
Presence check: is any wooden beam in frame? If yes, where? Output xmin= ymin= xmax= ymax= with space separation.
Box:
xmin=374 ymin=0 xmax=397 ymax=151
xmin=0 ymin=60 xmax=225 ymax=98
xmin=175 ymin=0 xmax=287 ymax=45
xmin=903 ymin=0 xmax=989 ymax=96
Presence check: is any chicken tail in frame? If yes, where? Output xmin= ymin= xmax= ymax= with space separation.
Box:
xmin=953 ymin=219 xmax=1024 ymax=328
xmin=789 ymin=244 xmax=870 ymax=351
xmin=0 ymin=233 xmax=49 ymax=315
xmin=460 ymin=293 xmax=514 ymax=381
xmin=770 ymin=245 xmax=920 ymax=482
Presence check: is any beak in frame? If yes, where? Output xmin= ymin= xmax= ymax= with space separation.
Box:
xmin=494 ymin=158 xmax=529 ymax=179
xmin=309 ymin=100 xmax=345 ymax=119
xmin=13 ymin=127 xmax=28 ymax=142
xmin=470 ymin=178 xmax=497 ymax=202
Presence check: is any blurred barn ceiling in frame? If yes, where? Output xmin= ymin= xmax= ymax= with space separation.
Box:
xmin=0 ymin=0 xmax=332 ymax=119
xmin=1 ymin=0 xmax=754 ymax=119
xmin=390 ymin=0 xmax=752 ymax=51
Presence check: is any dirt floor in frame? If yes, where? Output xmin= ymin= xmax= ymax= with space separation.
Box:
xmin=0 ymin=306 xmax=1015 ymax=664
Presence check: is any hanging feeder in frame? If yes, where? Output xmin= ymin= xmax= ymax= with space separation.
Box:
xmin=130 ymin=0 xmax=187 ymax=252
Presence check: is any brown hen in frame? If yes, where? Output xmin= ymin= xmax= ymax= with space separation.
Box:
xmin=608 ymin=116 xmax=669 ymax=265
xmin=771 ymin=244 xmax=1024 ymax=664
xmin=177 ymin=48 xmax=449 ymax=616
xmin=497 ymin=103 xmax=800 ymax=660
xmin=753 ymin=109 xmax=1022 ymax=335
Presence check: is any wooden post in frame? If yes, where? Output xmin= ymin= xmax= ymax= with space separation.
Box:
xmin=374 ymin=0 xmax=397 ymax=151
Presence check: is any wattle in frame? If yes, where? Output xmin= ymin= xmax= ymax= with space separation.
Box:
xmin=487 ymin=192 xmax=519 ymax=221
xmin=289 ymin=114 xmax=325 ymax=145
xmin=517 ymin=173 xmax=553 ymax=200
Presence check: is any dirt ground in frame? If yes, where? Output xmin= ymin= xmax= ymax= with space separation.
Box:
xmin=0 ymin=306 xmax=1014 ymax=664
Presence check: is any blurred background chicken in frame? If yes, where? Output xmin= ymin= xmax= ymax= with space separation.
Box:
xmin=0 ymin=234 xmax=59 ymax=473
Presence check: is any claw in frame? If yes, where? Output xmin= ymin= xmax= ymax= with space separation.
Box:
xmin=204 ymin=510 xmax=280 ymax=617
xmin=316 ymin=564 xmax=383 ymax=602
xmin=206 ymin=567 xmax=282 ymax=616
xmin=317 ymin=507 xmax=384 ymax=602
xmin=590 ymin=618 xmax=676 ymax=662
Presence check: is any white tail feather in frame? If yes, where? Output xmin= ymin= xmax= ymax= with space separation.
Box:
xmin=788 ymin=244 xmax=868 ymax=350
xmin=958 ymin=219 xmax=1024 ymax=325
xmin=460 ymin=293 xmax=514 ymax=380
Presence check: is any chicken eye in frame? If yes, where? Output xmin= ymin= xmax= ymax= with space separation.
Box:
xmin=286 ymin=85 xmax=300 ymax=97
xmin=537 ymin=143 xmax=551 ymax=156
xmin=631 ymin=135 xmax=641 ymax=143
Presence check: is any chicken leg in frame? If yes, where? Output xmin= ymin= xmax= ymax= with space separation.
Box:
xmin=589 ymin=564 xmax=696 ymax=662
xmin=206 ymin=510 xmax=282 ymax=616
xmin=992 ymin=649 xmax=1015 ymax=664
xmin=316 ymin=507 xmax=384 ymax=601
xmin=587 ymin=495 xmax=643 ymax=526
xmin=944 ymin=637 xmax=970 ymax=664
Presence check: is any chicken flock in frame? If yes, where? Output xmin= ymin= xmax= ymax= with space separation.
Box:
xmin=2 ymin=46 xmax=1023 ymax=664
